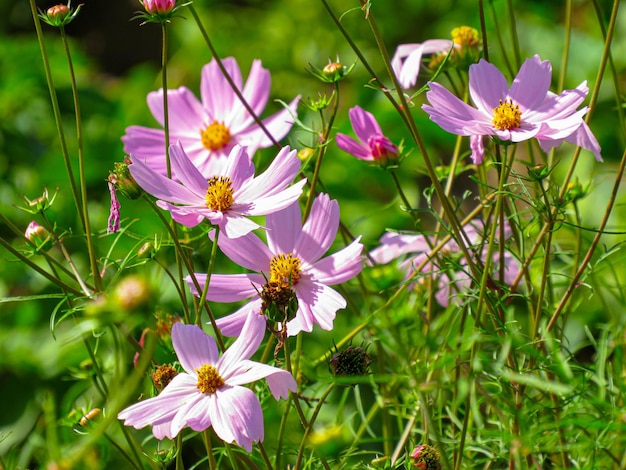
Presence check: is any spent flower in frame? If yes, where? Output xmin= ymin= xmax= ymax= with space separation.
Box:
xmin=118 ymin=321 xmax=296 ymax=451
xmin=123 ymin=57 xmax=300 ymax=176
xmin=129 ymin=141 xmax=306 ymax=239
xmin=185 ymin=194 xmax=363 ymax=338
xmin=422 ymin=54 xmax=602 ymax=164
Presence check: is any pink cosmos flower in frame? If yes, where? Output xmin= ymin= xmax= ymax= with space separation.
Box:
xmin=336 ymin=106 xmax=398 ymax=165
xmin=129 ymin=141 xmax=306 ymax=239
xmin=370 ymin=221 xmax=518 ymax=307
xmin=392 ymin=26 xmax=480 ymax=89
xmin=185 ymin=194 xmax=363 ymax=338
xmin=118 ymin=320 xmax=296 ymax=451
xmin=122 ymin=57 xmax=300 ymax=176
xmin=422 ymin=54 xmax=602 ymax=164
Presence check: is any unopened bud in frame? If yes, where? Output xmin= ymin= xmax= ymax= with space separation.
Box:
xmin=40 ymin=2 xmax=82 ymax=27
xmin=137 ymin=241 xmax=157 ymax=259
xmin=109 ymin=157 xmax=143 ymax=200
xmin=25 ymin=221 xmax=53 ymax=252
xmin=112 ymin=276 xmax=150 ymax=311
xmin=142 ymin=0 xmax=175 ymax=14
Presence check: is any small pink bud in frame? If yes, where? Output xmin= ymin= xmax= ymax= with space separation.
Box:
xmin=142 ymin=0 xmax=176 ymax=14
xmin=47 ymin=4 xmax=70 ymax=20
xmin=25 ymin=222 xmax=53 ymax=252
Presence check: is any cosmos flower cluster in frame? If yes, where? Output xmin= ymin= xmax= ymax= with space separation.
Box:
xmin=117 ymin=57 xmax=364 ymax=450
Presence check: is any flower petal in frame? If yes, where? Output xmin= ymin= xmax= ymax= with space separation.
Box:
xmin=508 ymin=55 xmax=552 ymax=111
xmin=216 ymin=230 xmax=273 ymax=271
xmin=147 ymin=87 xmax=207 ymax=131
xmin=129 ymin=157 xmax=200 ymax=204
xmin=294 ymin=194 xmax=339 ymax=263
xmin=172 ymin=323 xmax=220 ymax=372
xmin=266 ymin=200 xmax=301 ymax=255
xmin=468 ymin=59 xmax=509 ymax=114
xmin=211 ymin=386 xmax=264 ymax=452
xmin=349 ymin=106 xmax=381 ymax=146
xmin=200 ymin=57 xmax=243 ymax=123
xmin=215 ymin=298 xmax=264 ymax=337
xmin=229 ymin=59 xmax=271 ymax=132
xmin=227 ymin=360 xmax=296 ymax=399
xmin=307 ymin=237 xmax=363 ymax=285
xmin=169 ymin=141 xmax=209 ymax=196
xmin=336 ymin=133 xmax=371 ymax=160
xmin=290 ymin=279 xmax=346 ymax=334
xmin=186 ymin=273 xmax=264 ymax=302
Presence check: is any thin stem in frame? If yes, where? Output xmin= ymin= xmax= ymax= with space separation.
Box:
xmin=303 ymin=82 xmax=340 ymax=221
xmin=161 ymin=22 xmax=172 ymax=179
xmin=28 ymin=0 xmax=84 ymax=229
xmin=188 ymin=5 xmax=280 ymax=149
xmin=197 ymin=227 xmax=220 ymax=327
xmin=58 ymin=26 xmax=102 ymax=293
xmin=294 ymin=383 xmax=336 ymax=470
xmin=202 ymin=429 xmax=217 ymax=470
xmin=545 ymin=145 xmax=626 ymax=335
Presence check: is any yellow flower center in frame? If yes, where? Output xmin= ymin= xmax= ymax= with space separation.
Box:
xmin=205 ymin=176 xmax=234 ymax=212
xmin=200 ymin=121 xmax=231 ymax=151
xmin=195 ymin=364 xmax=225 ymax=394
xmin=492 ymin=99 xmax=521 ymax=131
xmin=451 ymin=26 xmax=480 ymax=47
xmin=270 ymin=253 xmax=302 ymax=288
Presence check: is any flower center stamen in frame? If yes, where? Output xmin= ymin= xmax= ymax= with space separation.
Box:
xmin=205 ymin=176 xmax=234 ymax=212
xmin=195 ymin=364 xmax=225 ymax=394
xmin=200 ymin=121 xmax=231 ymax=151
xmin=492 ymin=99 xmax=521 ymax=131
xmin=451 ymin=26 xmax=480 ymax=47
xmin=270 ymin=253 xmax=302 ymax=289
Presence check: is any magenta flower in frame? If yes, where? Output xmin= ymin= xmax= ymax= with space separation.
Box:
xmin=423 ymin=55 xmax=602 ymax=164
xmin=370 ymin=221 xmax=518 ymax=307
xmin=122 ymin=57 xmax=300 ymax=176
xmin=118 ymin=320 xmax=296 ymax=451
xmin=129 ymin=141 xmax=306 ymax=238
xmin=107 ymin=181 xmax=121 ymax=234
xmin=142 ymin=0 xmax=175 ymax=14
xmin=185 ymin=194 xmax=363 ymax=337
xmin=336 ymin=106 xmax=398 ymax=165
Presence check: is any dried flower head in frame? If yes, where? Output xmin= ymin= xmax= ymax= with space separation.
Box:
xmin=329 ymin=344 xmax=371 ymax=379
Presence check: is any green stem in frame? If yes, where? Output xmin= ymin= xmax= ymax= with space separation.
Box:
xmin=28 ymin=0 xmax=84 ymax=230
xmin=197 ymin=227 xmax=220 ymax=327
xmin=303 ymin=82 xmax=340 ymax=221
xmin=202 ymin=429 xmax=217 ymax=470
xmin=161 ymin=21 xmax=172 ymax=179
xmin=58 ymin=26 xmax=102 ymax=293
xmin=294 ymin=383 xmax=336 ymax=470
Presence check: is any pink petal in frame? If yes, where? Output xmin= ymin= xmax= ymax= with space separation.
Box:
xmin=336 ymin=133 xmax=372 ymax=160
xmin=147 ymin=87 xmax=207 ymax=131
xmin=525 ymin=82 xmax=589 ymax=122
xmin=294 ymin=194 xmax=340 ymax=263
xmin=169 ymin=142 xmax=209 ymax=196
xmin=266 ymin=200 xmax=301 ymax=255
xmin=227 ymin=360 xmax=296 ymax=399
xmin=211 ymin=386 xmax=264 ymax=452
xmin=369 ymin=232 xmax=430 ymax=264
xmin=307 ymin=238 xmax=363 ymax=285
xmin=219 ymin=310 xmax=267 ymax=371
xmin=129 ymin=158 xmax=199 ymax=204
xmin=186 ymin=273 xmax=264 ymax=302
xmin=508 ymin=55 xmax=552 ymax=111
xmin=229 ymin=59 xmax=271 ymax=132
xmin=216 ymin=230 xmax=272 ymax=271
xmin=235 ymin=147 xmax=301 ymax=200
xmin=200 ymin=57 xmax=243 ymax=123
xmin=215 ymin=298 xmax=264 ymax=337
xmin=172 ymin=323 xmax=220 ymax=372
xmin=290 ymin=279 xmax=346 ymax=334
xmin=468 ymin=59 xmax=509 ymax=114
xmin=349 ymin=106 xmax=382 ymax=145
xmin=244 ymin=179 xmax=307 ymax=217
xmin=219 ymin=145 xmax=255 ymax=188
xmin=220 ymin=213 xmax=262 ymax=239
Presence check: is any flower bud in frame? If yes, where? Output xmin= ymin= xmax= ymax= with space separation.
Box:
xmin=565 ymin=180 xmax=587 ymax=203
xmin=527 ymin=163 xmax=551 ymax=181
xmin=109 ymin=158 xmax=143 ymax=200
xmin=307 ymin=58 xmax=355 ymax=84
xmin=112 ymin=275 xmax=151 ymax=311
xmin=368 ymin=134 xmax=399 ymax=167
xmin=25 ymin=221 xmax=54 ymax=252
xmin=142 ymin=0 xmax=175 ymax=14
xmin=39 ymin=2 xmax=83 ymax=27
xmin=411 ymin=444 xmax=441 ymax=470
xmin=137 ymin=241 xmax=157 ymax=259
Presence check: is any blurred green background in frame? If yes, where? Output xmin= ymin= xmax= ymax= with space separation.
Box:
xmin=0 ymin=0 xmax=624 ymax=467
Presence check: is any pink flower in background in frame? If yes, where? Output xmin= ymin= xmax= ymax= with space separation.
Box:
xmin=129 ymin=141 xmax=306 ymax=238
xmin=122 ymin=57 xmax=300 ymax=176
xmin=118 ymin=321 xmax=296 ymax=451
xmin=370 ymin=221 xmax=519 ymax=307
xmin=392 ymin=26 xmax=481 ymax=89
xmin=336 ymin=106 xmax=398 ymax=165
xmin=185 ymin=194 xmax=363 ymax=338
xmin=422 ymin=55 xmax=602 ymax=164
